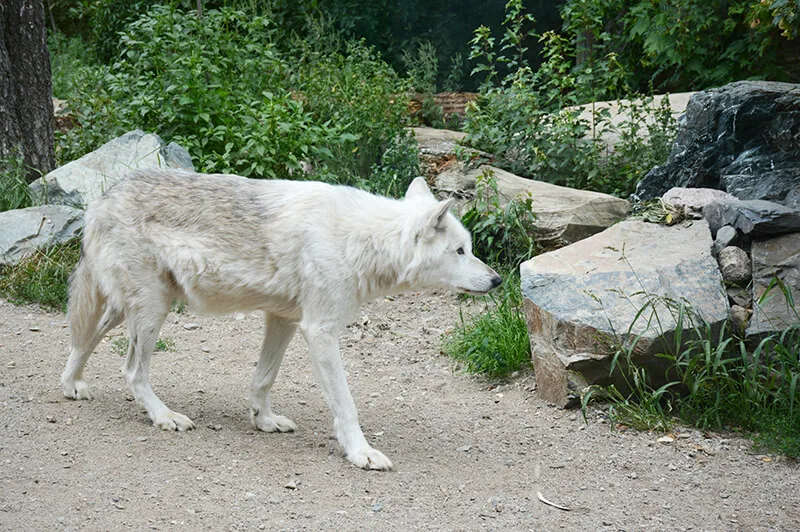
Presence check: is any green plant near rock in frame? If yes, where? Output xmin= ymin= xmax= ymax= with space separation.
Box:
xmin=0 ymin=239 xmax=82 ymax=312
xmin=461 ymin=168 xmax=538 ymax=268
xmin=442 ymin=169 xmax=538 ymax=380
xmin=581 ymin=288 xmax=800 ymax=458
xmin=443 ymin=269 xmax=531 ymax=380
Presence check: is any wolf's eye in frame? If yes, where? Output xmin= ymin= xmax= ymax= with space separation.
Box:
xmin=456 ymin=247 xmax=465 ymax=255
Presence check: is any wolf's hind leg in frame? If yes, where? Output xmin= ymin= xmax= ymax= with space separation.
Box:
xmin=62 ymin=261 xmax=124 ymax=400
xmin=250 ymin=313 xmax=297 ymax=433
xmin=123 ymin=300 xmax=194 ymax=431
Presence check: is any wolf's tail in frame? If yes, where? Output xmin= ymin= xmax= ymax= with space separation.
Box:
xmin=67 ymin=257 xmax=105 ymax=350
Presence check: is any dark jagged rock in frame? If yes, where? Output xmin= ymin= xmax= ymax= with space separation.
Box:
xmin=634 ymin=81 xmax=800 ymax=207
xmin=704 ymin=198 xmax=800 ymax=237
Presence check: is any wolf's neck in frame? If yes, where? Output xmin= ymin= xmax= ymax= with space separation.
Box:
xmin=341 ymin=200 xmax=417 ymax=302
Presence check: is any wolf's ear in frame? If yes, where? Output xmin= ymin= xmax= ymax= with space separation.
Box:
xmin=425 ymin=198 xmax=455 ymax=231
xmin=405 ymin=176 xmax=435 ymax=200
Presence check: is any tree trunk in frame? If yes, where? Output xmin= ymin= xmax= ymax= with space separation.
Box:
xmin=0 ymin=0 xmax=55 ymax=183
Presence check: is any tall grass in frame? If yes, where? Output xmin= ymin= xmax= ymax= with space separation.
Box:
xmin=0 ymin=157 xmax=33 ymax=212
xmin=443 ymin=269 xmax=531 ymax=380
xmin=0 ymin=240 xmax=82 ymax=312
xmin=582 ymin=288 xmax=800 ymax=458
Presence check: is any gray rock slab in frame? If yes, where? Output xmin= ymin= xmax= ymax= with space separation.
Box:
xmin=704 ymin=198 xmax=800 ymax=237
xmin=411 ymin=127 xmax=467 ymax=157
xmin=521 ymin=219 xmax=728 ymax=406
xmin=0 ymin=205 xmax=83 ymax=266
xmin=435 ymin=163 xmax=630 ymax=246
xmin=29 ymin=130 xmax=194 ymax=208
xmin=747 ymin=232 xmax=800 ymax=337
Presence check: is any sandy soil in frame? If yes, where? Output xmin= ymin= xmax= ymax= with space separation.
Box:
xmin=1 ymin=292 xmax=798 ymax=531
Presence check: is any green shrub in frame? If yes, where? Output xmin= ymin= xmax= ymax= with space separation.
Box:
xmin=0 ymin=239 xmax=82 ymax=312
xmin=57 ymin=7 xmax=410 ymax=187
xmin=367 ymin=133 xmax=421 ymax=197
xmin=293 ymin=35 xmax=411 ymax=185
xmin=443 ymin=270 xmax=531 ymax=380
xmin=462 ymin=0 xmax=679 ymax=198
xmin=461 ymin=168 xmax=537 ymax=268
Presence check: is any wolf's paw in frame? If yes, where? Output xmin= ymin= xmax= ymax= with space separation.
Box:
xmin=347 ymin=446 xmax=393 ymax=471
xmin=62 ymin=379 xmax=93 ymax=401
xmin=251 ymin=410 xmax=297 ymax=433
xmin=153 ymin=410 xmax=195 ymax=431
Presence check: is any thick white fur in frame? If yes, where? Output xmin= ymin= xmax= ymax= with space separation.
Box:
xmin=61 ymin=169 xmax=501 ymax=470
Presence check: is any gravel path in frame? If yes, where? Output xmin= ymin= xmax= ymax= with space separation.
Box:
xmin=1 ymin=292 xmax=798 ymax=530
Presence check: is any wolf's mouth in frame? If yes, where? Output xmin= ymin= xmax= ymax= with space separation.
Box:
xmin=455 ymin=287 xmax=491 ymax=296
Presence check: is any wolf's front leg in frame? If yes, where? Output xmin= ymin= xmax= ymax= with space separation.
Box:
xmin=300 ymin=323 xmax=393 ymax=471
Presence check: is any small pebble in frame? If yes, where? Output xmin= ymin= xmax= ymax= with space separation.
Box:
xmin=284 ymin=480 xmax=297 ymax=490
xmin=183 ymin=323 xmax=201 ymax=331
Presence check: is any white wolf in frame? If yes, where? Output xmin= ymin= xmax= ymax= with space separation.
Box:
xmin=61 ymin=169 xmax=501 ymax=470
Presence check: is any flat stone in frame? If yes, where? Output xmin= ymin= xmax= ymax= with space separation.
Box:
xmin=29 ymin=130 xmax=194 ymax=208
xmin=436 ymin=163 xmax=629 ymax=246
xmin=521 ymin=219 xmax=728 ymax=406
xmin=704 ymin=199 xmax=800 ymax=237
xmin=0 ymin=205 xmax=83 ymax=266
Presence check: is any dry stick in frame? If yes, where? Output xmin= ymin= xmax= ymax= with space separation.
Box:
xmin=536 ymin=491 xmax=571 ymax=511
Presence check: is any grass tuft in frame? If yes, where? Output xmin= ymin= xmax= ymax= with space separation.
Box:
xmin=0 ymin=239 xmax=82 ymax=312
xmin=443 ymin=270 xmax=531 ymax=380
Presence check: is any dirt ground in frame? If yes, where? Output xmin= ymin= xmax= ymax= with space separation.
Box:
xmin=1 ymin=291 xmax=798 ymax=531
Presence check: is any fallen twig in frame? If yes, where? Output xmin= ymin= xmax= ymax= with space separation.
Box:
xmin=537 ymin=491 xmax=571 ymax=511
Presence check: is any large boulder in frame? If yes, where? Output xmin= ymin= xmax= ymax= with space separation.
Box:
xmin=747 ymin=232 xmax=800 ymax=337
xmin=0 ymin=205 xmax=83 ymax=266
xmin=29 ymin=130 xmax=193 ymax=208
xmin=435 ymin=163 xmax=630 ymax=246
xmin=521 ymin=219 xmax=728 ymax=406
xmin=634 ymin=81 xmax=800 ymax=207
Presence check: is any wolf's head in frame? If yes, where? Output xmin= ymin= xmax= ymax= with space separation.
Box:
xmin=399 ymin=177 xmax=502 ymax=295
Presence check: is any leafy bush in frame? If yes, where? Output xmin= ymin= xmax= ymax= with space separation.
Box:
xmin=56 ymin=7 xmax=411 ymax=189
xmin=293 ymin=34 xmax=412 ymax=185
xmin=461 ymin=168 xmax=537 ymax=268
xmin=443 ymin=270 xmax=531 ymax=380
xmin=462 ymin=1 xmax=679 ymax=198
xmin=558 ymin=0 xmax=795 ymax=93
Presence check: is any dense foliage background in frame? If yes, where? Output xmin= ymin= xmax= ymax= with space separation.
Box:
xmin=45 ymin=0 xmax=798 ymax=199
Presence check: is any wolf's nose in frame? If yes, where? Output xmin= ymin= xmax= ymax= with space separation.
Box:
xmin=491 ymin=276 xmax=502 ymax=288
